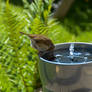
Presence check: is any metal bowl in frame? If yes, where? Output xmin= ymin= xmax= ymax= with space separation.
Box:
xmin=39 ymin=42 xmax=92 ymax=92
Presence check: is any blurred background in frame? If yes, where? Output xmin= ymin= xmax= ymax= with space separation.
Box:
xmin=0 ymin=0 xmax=92 ymax=92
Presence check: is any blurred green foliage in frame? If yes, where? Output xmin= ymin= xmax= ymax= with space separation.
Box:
xmin=4 ymin=0 xmax=23 ymax=6
xmin=0 ymin=0 xmax=54 ymax=91
xmin=61 ymin=0 xmax=92 ymax=35
xmin=0 ymin=0 xmax=92 ymax=92
xmin=0 ymin=0 xmax=42 ymax=92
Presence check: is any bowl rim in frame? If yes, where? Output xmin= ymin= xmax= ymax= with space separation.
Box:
xmin=40 ymin=42 xmax=92 ymax=66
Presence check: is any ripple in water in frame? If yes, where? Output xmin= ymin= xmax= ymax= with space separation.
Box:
xmin=54 ymin=43 xmax=92 ymax=64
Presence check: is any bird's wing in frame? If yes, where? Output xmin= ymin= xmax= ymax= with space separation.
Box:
xmin=34 ymin=35 xmax=55 ymax=51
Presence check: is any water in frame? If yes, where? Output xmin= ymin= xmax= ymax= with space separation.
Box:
xmin=55 ymin=43 xmax=92 ymax=64
xmin=69 ymin=43 xmax=74 ymax=57
xmin=69 ymin=43 xmax=75 ymax=62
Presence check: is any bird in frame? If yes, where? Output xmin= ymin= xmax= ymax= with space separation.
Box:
xmin=20 ymin=32 xmax=55 ymax=61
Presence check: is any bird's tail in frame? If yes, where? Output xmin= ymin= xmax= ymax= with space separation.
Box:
xmin=20 ymin=32 xmax=35 ymax=39
xmin=20 ymin=32 xmax=30 ymax=36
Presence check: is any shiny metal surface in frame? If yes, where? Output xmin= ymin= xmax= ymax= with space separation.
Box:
xmin=39 ymin=43 xmax=92 ymax=92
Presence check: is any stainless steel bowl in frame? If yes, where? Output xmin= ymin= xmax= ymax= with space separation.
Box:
xmin=39 ymin=42 xmax=92 ymax=92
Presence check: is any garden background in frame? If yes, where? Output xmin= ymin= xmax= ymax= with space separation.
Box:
xmin=0 ymin=0 xmax=92 ymax=92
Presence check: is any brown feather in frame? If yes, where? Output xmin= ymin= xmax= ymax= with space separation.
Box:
xmin=20 ymin=32 xmax=55 ymax=60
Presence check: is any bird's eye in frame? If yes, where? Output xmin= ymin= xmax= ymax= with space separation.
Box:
xmin=36 ymin=40 xmax=39 ymax=43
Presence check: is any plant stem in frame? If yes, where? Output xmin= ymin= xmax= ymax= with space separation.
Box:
xmin=20 ymin=68 xmax=29 ymax=92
